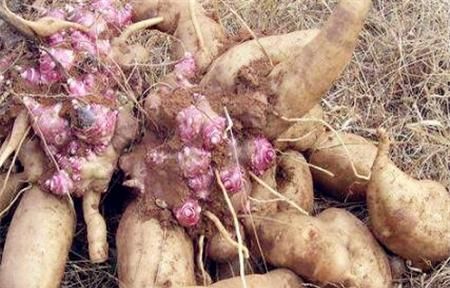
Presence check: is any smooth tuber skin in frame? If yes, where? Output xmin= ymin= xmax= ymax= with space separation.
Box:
xmin=309 ymin=131 xmax=377 ymax=201
xmin=187 ymin=269 xmax=304 ymax=288
xmin=116 ymin=200 xmax=196 ymax=288
xmin=252 ymin=208 xmax=392 ymax=287
xmin=367 ymin=130 xmax=450 ymax=266
xmin=83 ymin=189 xmax=108 ymax=263
xmin=0 ymin=187 xmax=75 ymax=288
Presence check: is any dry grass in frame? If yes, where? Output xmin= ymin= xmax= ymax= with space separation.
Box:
xmin=1 ymin=0 xmax=449 ymax=287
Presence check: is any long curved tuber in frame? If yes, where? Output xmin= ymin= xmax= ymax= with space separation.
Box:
xmin=0 ymin=0 xmax=88 ymax=39
xmin=0 ymin=110 xmax=28 ymax=168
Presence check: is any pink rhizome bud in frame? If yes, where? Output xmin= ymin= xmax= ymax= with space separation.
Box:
xmin=174 ymin=52 xmax=196 ymax=80
xmin=248 ymin=137 xmax=276 ymax=175
xmin=220 ymin=166 xmax=245 ymax=193
xmin=174 ymin=199 xmax=201 ymax=227
xmin=24 ymin=97 xmax=72 ymax=147
xmin=202 ymin=116 xmax=226 ymax=149
xmin=177 ymin=146 xmax=211 ymax=178
xmin=44 ymin=169 xmax=74 ymax=195
xmin=187 ymin=169 xmax=213 ymax=199
xmin=176 ymin=106 xmax=204 ymax=143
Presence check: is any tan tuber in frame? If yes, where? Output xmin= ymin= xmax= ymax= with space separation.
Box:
xmin=0 ymin=139 xmax=75 ymax=288
xmin=116 ymin=200 xmax=196 ymax=288
xmin=309 ymin=131 xmax=377 ymax=201
xmin=367 ymin=129 xmax=450 ymax=266
xmin=188 ymin=269 xmax=304 ymax=288
xmin=251 ymin=208 xmax=392 ymax=287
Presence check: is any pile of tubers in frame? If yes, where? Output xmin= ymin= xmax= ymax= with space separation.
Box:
xmin=0 ymin=0 xmax=448 ymax=287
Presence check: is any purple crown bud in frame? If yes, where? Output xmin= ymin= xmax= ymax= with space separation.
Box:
xmin=44 ymin=170 xmax=74 ymax=195
xmin=202 ymin=116 xmax=226 ymax=149
xmin=188 ymin=169 xmax=213 ymax=199
xmin=220 ymin=166 xmax=245 ymax=193
xmin=174 ymin=199 xmax=201 ymax=227
xmin=176 ymin=106 xmax=205 ymax=143
xmin=177 ymin=146 xmax=211 ymax=178
xmin=249 ymin=137 xmax=276 ymax=175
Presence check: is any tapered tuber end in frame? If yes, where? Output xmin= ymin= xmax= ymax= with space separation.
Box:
xmin=376 ymin=128 xmax=391 ymax=153
xmin=83 ymin=190 xmax=108 ymax=263
xmin=265 ymin=0 xmax=372 ymax=138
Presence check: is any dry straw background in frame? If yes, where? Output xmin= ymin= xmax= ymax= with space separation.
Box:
xmin=0 ymin=0 xmax=449 ymax=287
